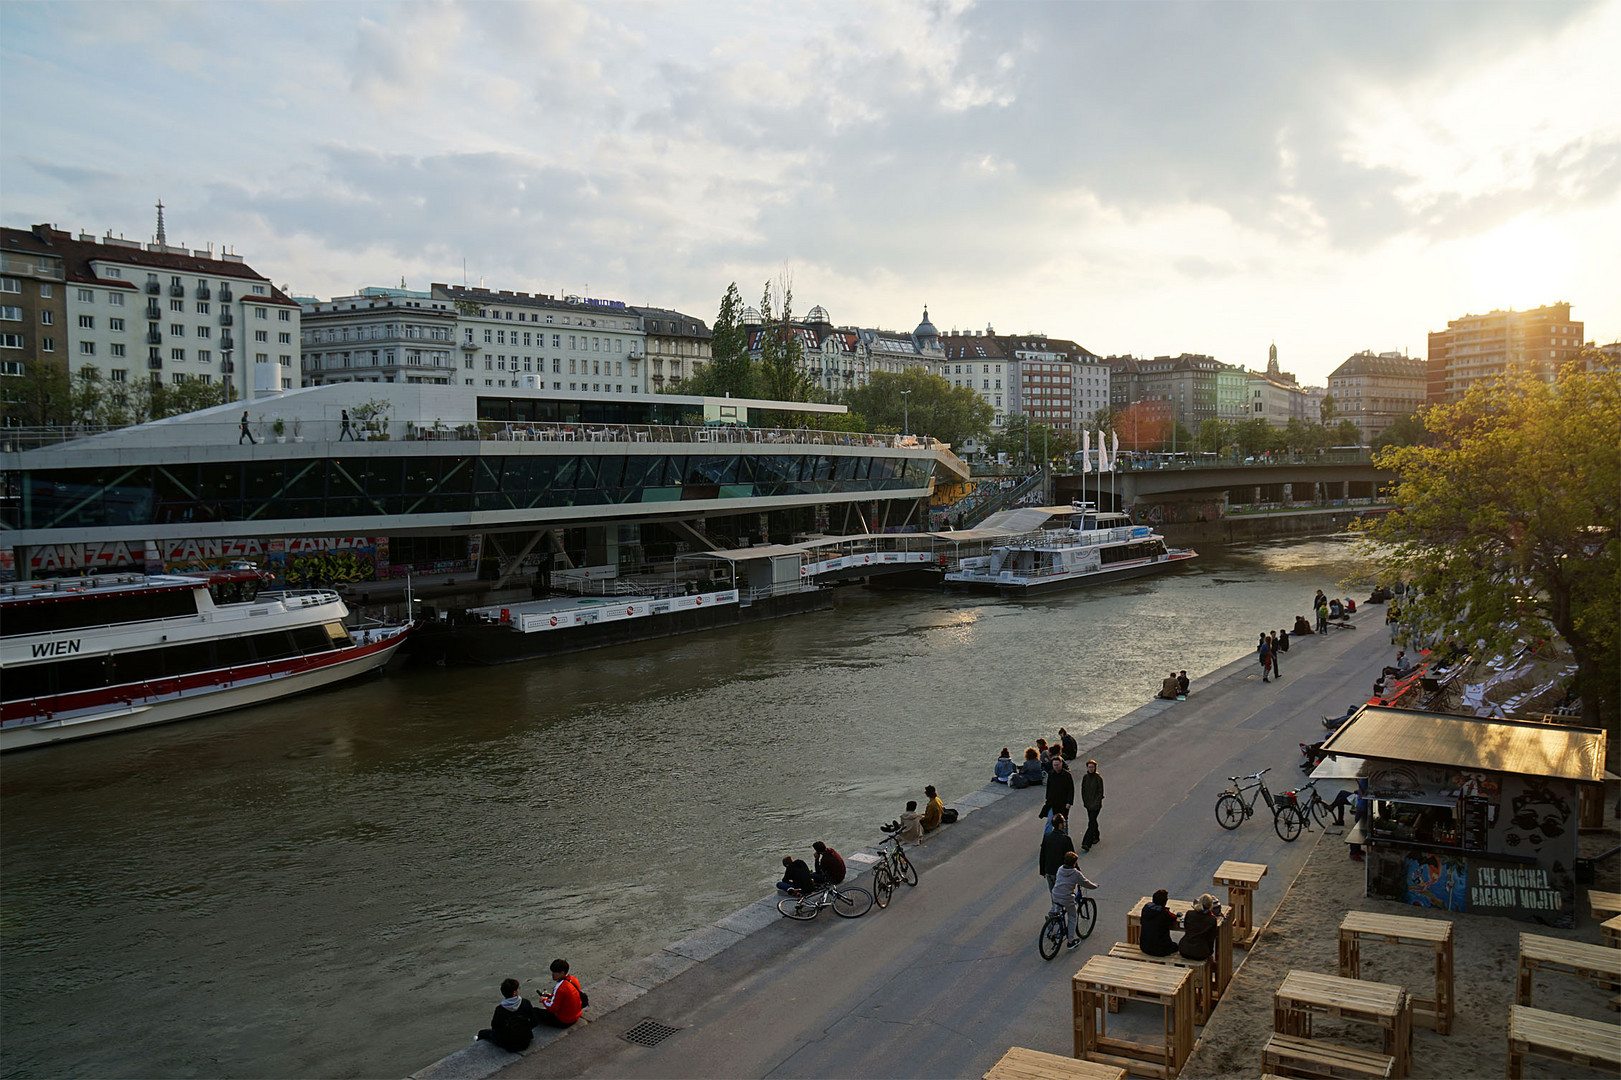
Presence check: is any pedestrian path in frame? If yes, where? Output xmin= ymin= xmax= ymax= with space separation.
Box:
xmin=416 ymin=611 xmax=1393 ymax=1080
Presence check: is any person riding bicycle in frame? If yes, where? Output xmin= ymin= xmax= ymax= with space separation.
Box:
xmin=777 ymin=855 xmax=816 ymax=895
xmin=811 ymin=841 xmax=846 ymax=886
xmin=1051 ymin=851 xmax=1098 ymax=950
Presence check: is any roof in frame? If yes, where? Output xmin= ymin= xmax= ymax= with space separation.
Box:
xmin=1329 ymin=352 xmax=1426 ymax=381
xmin=692 ymin=544 xmax=807 ymax=561
xmin=1318 ymin=706 xmax=1605 ymax=783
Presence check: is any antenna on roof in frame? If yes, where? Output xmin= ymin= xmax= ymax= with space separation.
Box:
xmin=155 ymin=199 xmax=167 ymax=246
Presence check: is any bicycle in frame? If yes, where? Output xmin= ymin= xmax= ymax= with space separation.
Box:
xmin=872 ymin=826 xmax=920 ymax=909
xmin=1213 ymin=768 xmax=1279 ymax=830
xmin=777 ymin=880 xmax=875 ymax=921
xmin=1038 ymin=892 xmax=1097 ymax=960
xmin=1275 ymin=778 xmax=1334 ymax=841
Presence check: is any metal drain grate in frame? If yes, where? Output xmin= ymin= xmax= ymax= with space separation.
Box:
xmin=622 ymin=1019 xmax=683 ymax=1047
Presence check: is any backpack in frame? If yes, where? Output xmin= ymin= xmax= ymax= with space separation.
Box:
xmin=1010 ymin=773 xmax=1030 ymax=789
xmin=942 ymin=807 xmax=959 ymax=824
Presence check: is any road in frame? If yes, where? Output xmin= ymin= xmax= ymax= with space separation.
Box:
xmin=497 ymin=617 xmax=1391 ymax=1079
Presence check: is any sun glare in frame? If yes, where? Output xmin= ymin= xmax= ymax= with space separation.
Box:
xmin=1466 ymin=218 xmax=1575 ymax=310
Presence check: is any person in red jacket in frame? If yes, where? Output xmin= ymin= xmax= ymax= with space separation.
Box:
xmin=812 ymin=841 xmax=846 ymax=885
xmin=537 ymin=958 xmax=584 ymax=1027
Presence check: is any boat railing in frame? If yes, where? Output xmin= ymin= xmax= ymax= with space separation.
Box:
xmin=257 ymin=589 xmax=343 ymax=609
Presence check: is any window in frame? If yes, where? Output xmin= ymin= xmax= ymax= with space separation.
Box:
xmin=171 ymin=323 xmax=184 ymax=336
xmin=79 ymin=341 xmax=95 ymax=355
xmin=0 ymin=306 xmax=20 ymax=321
xmin=280 ymin=355 xmax=291 ymax=367
xmin=255 ymin=353 xmax=269 ymax=364
xmin=196 ymin=326 xmax=210 ymax=338
xmin=108 ymin=343 xmax=123 ymax=357
xmin=197 ymin=349 xmax=211 ymax=363
xmin=171 ymin=348 xmax=185 ymax=361
xmin=254 ymin=330 xmax=268 ymax=343
xmin=109 ymin=317 xmax=124 ymax=331
xmin=198 ymin=374 xmax=211 ymax=385
xmin=251 ymin=285 xmax=267 ymax=295
xmin=552 ymin=334 xmax=560 ymax=347
xmin=37 ymin=282 xmax=53 ymax=298
xmin=107 ymin=292 xmax=123 ymax=306
xmin=111 ymin=369 xmax=127 ymax=382
xmin=0 ymin=334 xmax=23 ymax=349
xmin=172 ymin=373 xmax=187 ymax=384
xmin=278 ymin=309 xmax=290 ymax=321
xmin=79 ymin=314 xmax=95 ymax=329
xmin=170 ymin=299 xmax=184 ymax=312
xmin=1 ymin=277 xmax=21 ymax=293
xmin=278 ymin=332 xmax=290 ymax=344
xmin=40 ymin=310 xmax=54 ymax=326
xmin=196 ymin=302 xmax=210 ymax=314
xmin=255 ymin=307 xmax=267 ymax=319
xmin=484 ymin=329 xmax=492 ymax=343
xmin=43 ymin=336 xmax=56 ymax=352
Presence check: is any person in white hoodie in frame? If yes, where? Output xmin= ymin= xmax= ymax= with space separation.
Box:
xmin=1051 ymin=850 xmax=1100 ymax=949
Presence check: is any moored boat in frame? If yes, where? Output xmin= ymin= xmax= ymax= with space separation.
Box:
xmin=1 ymin=570 xmax=409 ymax=751
xmin=944 ymin=502 xmax=1196 ymax=596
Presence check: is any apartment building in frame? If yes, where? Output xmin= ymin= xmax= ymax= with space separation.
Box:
xmin=1326 ymin=350 xmax=1426 ymax=444
xmin=432 ymin=285 xmax=648 ymax=393
xmin=0 ymin=227 xmax=68 ymax=384
xmin=635 ymin=306 xmax=712 ymax=391
xmin=1425 ymin=303 xmax=1584 ymax=404
xmin=938 ymin=330 xmax=1011 ymax=426
xmin=301 ymin=287 xmax=458 ymax=386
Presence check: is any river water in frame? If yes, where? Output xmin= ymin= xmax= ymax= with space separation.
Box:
xmin=0 ymin=537 xmax=1366 ymax=1079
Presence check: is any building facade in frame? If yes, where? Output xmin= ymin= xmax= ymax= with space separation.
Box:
xmin=938 ymin=330 xmax=1011 ymax=425
xmin=1326 ymin=350 xmax=1426 ymax=444
xmin=432 ymin=285 xmax=649 ymax=394
xmin=1425 ymin=303 xmax=1585 ymax=404
xmin=0 ymin=227 xmax=68 ymax=391
xmin=636 ymin=306 xmax=712 ymax=391
xmin=300 ymin=288 xmax=458 ymax=387
xmin=742 ymin=305 xmax=940 ymax=396
xmin=1246 ymin=345 xmax=1310 ymax=429
xmin=3 ymin=220 xmax=300 ymax=402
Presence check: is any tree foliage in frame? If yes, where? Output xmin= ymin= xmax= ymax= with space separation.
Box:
xmin=1356 ymin=363 xmax=1620 ymax=743
xmin=983 ymin=414 xmax=1076 ymax=466
xmin=754 ymin=278 xmax=813 ymax=406
xmin=1371 ymin=410 xmax=1432 ymax=452
xmin=840 ymin=368 xmax=993 ymax=449
xmin=2 ymin=362 xmax=231 ymax=429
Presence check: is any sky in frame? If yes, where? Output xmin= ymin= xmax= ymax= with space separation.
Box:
xmin=2 ymin=0 xmax=1617 ymax=385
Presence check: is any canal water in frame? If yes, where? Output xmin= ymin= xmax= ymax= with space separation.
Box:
xmin=0 ymin=537 xmax=1368 ymax=1079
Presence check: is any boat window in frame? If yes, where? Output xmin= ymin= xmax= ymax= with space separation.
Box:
xmin=324 ymin=622 xmax=353 ymax=647
xmin=292 ymin=626 xmax=334 ymax=653
xmin=0 ymin=589 xmax=198 ymax=637
xmin=207 ymin=578 xmax=260 ymax=605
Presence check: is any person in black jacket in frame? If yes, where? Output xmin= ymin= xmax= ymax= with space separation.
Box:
xmin=1058 ymin=728 xmax=1079 ymax=761
xmin=1178 ymin=894 xmax=1222 ymax=961
xmin=777 ymin=855 xmax=817 ymax=894
xmin=477 ymin=978 xmax=542 ymax=1052
xmin=1042 ymin=756 xmax=1075 ymax=833
xmin=1139 ymin=890 xmax=1181 ymax=957
xmin=1038 ymin=814 xmax=1076 ymax=891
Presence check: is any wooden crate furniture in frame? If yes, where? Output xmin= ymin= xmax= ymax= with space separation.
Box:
xmin=1272 ymin=970 xmax=1412 ymax=1079
xmin=1516 ymin=933 xmax=1621 ymax=1004
xmin=1125 ymin=897 xmax=1234 ymax=998
xmin=1337 ymin=911 xmax=1454 ymax=1035
xmin=1072 ymin=956 xmax=1195 ymax=1079
xmin=1601 ymin=914 xmax=1621 ymax=949
xmin=1105 ymin=943 xmax=1213 ymax=1025
xmin=982 ymin=1046 xmax=1126 ymax=1080
xmin=1212 ymin=860 xmax=1268 ymax=949
xmin=1506 ymin=1004 xmax=1621 ymax=1079
xmin=1589 ymin=890 xmax=1621 ymax=922
xmin=1260 ymin=1032 xmax=1395 ymax=1079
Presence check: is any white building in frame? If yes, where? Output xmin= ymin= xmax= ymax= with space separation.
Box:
xmin=433 ymin=284 xmax=647 ymax=393
xmin=301 ymin=287 xmax=458 ymax=387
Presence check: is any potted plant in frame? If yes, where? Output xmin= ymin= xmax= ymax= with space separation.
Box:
xmin=272 ymin=418 xmax=286 ymax=443
xmin=292 ymin=418 xmax=304 ymax=443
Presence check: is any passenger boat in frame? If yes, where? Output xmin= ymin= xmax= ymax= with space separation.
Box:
xmin=0 ymin=570 xmax=410 ymax=751
xmin=943 ymin=503 xmax=1197 ymax=596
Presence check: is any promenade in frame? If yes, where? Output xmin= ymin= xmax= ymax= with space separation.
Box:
xmin=422 ymin=608 xmax=1393 ymax=1080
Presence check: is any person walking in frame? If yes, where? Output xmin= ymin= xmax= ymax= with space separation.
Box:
xmin=1039 ymin=813 xmax=1075 ymax=891
xmin=1041 ymin=756 xmax=1075 ymax=834
xmin=339 ymin=408 xmax=355 ymax=441
xmin=1268 ymin=631 xmax=1283 ymax=679
xmin=1258 ymin=634 xmax=1273 ymax=682
xmin=238 ymin=410 xmax=255 ymax=445
xmin=1080 ymin=759 xmax=1104 ymax=851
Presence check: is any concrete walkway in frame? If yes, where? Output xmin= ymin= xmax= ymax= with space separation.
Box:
xmin=418 ymin=613 xmax=1394 ymax=1080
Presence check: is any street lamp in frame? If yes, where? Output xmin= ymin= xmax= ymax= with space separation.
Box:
xmin=900 ymin=389 xmax=911 ymax=436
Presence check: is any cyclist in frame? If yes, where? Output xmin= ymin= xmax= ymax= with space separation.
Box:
xmin=811 ymin=841 xmax=846 ymax=886
xmin=1051 ymin=851 xmax=1098 ymax=950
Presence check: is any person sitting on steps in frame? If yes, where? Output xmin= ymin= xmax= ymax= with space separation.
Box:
xmin=476 ymin=978 xmax=541 ymax=1052
xmin=1157 ymin=671 xmax=1180 ymax=699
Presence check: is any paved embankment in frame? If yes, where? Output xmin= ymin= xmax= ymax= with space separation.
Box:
xmin=414 ymin=611 xmax=1394 ymax=1080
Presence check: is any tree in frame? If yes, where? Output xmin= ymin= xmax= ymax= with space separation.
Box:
xmin=0 ymin=358 xmax=71 ymax=427
xmin=1357 ymin=364 xmax=1620 ymax=747
xmin=704 ymin=281 xmax=755 ymax=397
xmin=984 ymin=415 xmax=1075 ymax=467
xmin=1196 ymin=419 xmax=1231 ymax=455
xmin=754 ymin=278 xmax=813 ymax=407
xmin=1233 ymin=417 xmax=1281 ymax=457
xmin=841 ymin=368 xmax=993 ymax=449
xmin=1320 ymin=393 xmax=1337 ymax=425
xmin=1371 ymin=410 xmax=1432 ymax=452
xmin=1332 ymin=418 xmax=1363 ymax=447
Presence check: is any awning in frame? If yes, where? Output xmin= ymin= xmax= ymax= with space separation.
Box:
xmin=1319 ymin=706 xmax=1605 ymax=782
xmin=1311 ymin=755 xmax=1366 ymax=781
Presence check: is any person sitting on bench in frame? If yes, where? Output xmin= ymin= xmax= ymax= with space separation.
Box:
xmin=1178 ymin=894 xmax=1222 ymax=961
xmin=1139 ymin=889 xmax=1181 ymax=957
xmin=1381 ymin=650 xmax=1413 ymax=678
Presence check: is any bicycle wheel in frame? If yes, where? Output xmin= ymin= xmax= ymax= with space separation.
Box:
xmin=1215 ymin=792 xmax=1245 ymax=830
xmin=872 ymin=867 xmax=894 ymax=910
xmin=831 ymin=886 xmax=873 ymax=918
xmin=1075 ymin=896 xmax=1097 ymax=940
xmin=1274 ymin=803 xmax=1303 ymax=842
xmin=1309 ymin=794 xmax=1333 ymax=829
xmin=895 ymin=851 xmax=918 ymax=886
xmin=1038 ymin=913 xmax=1065 ymax=961
xmin=777 ymin=894 xmax=819 ymax=921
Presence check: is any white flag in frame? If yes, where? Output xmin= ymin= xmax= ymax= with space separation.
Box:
xmin=1081 ymin=429 xmax=1091 ymax=473
xmin=1097 ymin=431 xmax=1107 ymax=473
xmin=1112 ymin=431 xmax=1120 ymax=468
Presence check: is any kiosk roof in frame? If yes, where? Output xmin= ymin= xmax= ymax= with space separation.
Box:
xmin=1320 ymin=706 xmax=1604 ymax=782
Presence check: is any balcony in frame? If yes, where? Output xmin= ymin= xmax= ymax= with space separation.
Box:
xmin=460 ymin=340 xmax=480 ymax=351
xmin=219 ymin=286 xmax=233 ymax=302
xmin=196 ymin=285 xmax=212 ymax=300
xmin=220 ymin=334 xmax=234 ymax=351
xmin=169 ymin=283 xmax=186 ymax=298
xmin=147 ymin=356 xmax=163 ymax=370
xmin=145 ymin=281 xmax=161 ymax=295
xmin=146 ymin=329 xmax=162 ymax=345
xmin=221 ymin=360 xmax=234 ymax=373
xmin=219 ymin=311 xmax=233 ymax=326
xmin=145 ymin=304 xmax=162 ymax=320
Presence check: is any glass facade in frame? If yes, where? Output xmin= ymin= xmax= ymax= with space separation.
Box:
xmin=6 ymin=452 xmax=934 ymax=529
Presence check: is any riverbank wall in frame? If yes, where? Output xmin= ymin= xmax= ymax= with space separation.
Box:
xmin=1159 ymin=505 xmax=1389 ymax=547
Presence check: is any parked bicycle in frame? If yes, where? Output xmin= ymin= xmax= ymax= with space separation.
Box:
xmin=777 ymin=880 xmax=874 ymax=920
xmin=1038 ymin=891 xmax=1097 ymax=961
xmin=1213 ymin=768 xmax=1280 ymax=830
xmin=1275 ymin=778 xmax=1334 ymax=841
xmin=872 ymin=825 xmax=919 ymax=909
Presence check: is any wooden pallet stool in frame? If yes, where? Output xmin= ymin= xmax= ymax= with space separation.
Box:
xmin=1601 ymin=914 xmax=1621 ymax=949
xmin=1507 ymin=1004 xmax=1621 ymax=1079
xmin=1212 ymin=860 xmax=1267 ymax=949
xmin=1589 ymin=890 xmax=1621 ymax=922
xmin=1072 ymin=956 xmax=1195 ymax=1080
xmin=982 ymin=1046 xmax=1126 ymax=1080
xmin=1273 ymin=970 xmax=1412 ymax=1078
xmin=1105 ymin=943 xmax=1214 ymax=1025
xmin=1338 ymin=911 xmax=1453 ymax=1034
xmin=1126 ymin=897 xmax=1234 ymax=999
xmin=1517 ymin=932 xmax=1621 ymax=1005
xmin=1261 ymin=1032 xmax=1395 ymax=1079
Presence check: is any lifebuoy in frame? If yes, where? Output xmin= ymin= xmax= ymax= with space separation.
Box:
xmin=549 ymin=615 xmax=558 ymax=626
xmin=695 ymin=596 xmax=703 ymax=605
xmin=626 ymin=606 xmax=635 ymax=616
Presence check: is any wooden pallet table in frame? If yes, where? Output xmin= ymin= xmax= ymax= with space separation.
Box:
xmin=1125 ymin=897 xmax=1234 ymax=998
xmin=1589 ymin=890 xmax=1621 ymax=922
xmin=1507 ymin=1004 xmax=1621 ymax=1079
xmin=1517 ymin=933 xmax=1621 ymax=1004
xmin=1601 ymin=914 xmax=1621 ymax=949
xmin=1338 ymin=911 xmax=1454 ymax=1035
xmin=1105 ymin=943 xmax=1213 ymax=1025
xmin=1072 ymin=956 xmax=1195 ymax=1080
xmin=982 ymin=1046 xmax=1126 ymax=1080
xmin=1212 ymin=860 xmax=1267 ymax=949
xmin=1273 ymin=969 xmax=1412 ymax=1079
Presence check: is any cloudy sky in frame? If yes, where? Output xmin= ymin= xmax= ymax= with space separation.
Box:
xmin=3 ymin=0 xmax=1616 ymax=383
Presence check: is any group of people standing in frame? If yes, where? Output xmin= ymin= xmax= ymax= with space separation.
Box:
xmin=1256 ymin=628 xmax=1290 ymax=682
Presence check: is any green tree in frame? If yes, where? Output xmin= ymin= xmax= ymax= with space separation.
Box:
xmin=841 ymin=368 xmax=993 ymax=448
xmin=1332 ymin=418 xmax=1363 ymax=446
xmin=0 ymin=358 xmax=71 ymax=427
xmin=984 ymin=415 xmax=1075 ymax=467
xmin=1196 ymin=419 xmax=1231 ymax=455
xmin=1233 ymin=418 xmax=1281 ymax=457
xmin=1357 ymin=364 xmax=1620 ymax=745
xmin=1371 ymin=410 xmax=1432 ymax=452
xmin=754 ymin=279 xmax=813 ymax=409
xmin=702 ymin=281 xmax=755 ymax=397
xmin=1320 ymin=393 xmax=1338 ymax=424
